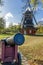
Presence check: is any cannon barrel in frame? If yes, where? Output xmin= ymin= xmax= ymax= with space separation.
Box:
xmin=2 ymin=33 xmax=25 ymax=46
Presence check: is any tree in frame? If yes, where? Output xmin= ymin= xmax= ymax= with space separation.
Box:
xmin=9 ymin=22 xmax=13 ymax=28
xmin=0 ymin=18 xmax=5 ymax=29
xmin=22 ymin=0 xmax=43 ymax=11
xmin=0 ymin=0 xmax=2 ymax=4
xmin=0 ymin=0 xmax=4 ymax=13
xmin=0 ymin=0 xmax=3 ymax=6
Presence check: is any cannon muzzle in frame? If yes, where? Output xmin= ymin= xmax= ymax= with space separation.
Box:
xmin=3 ymin=33 xmax=25 ymax=46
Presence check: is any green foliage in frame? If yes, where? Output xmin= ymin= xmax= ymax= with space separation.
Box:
xmin=1 ymin=25 xmax=21 ymax=34
xmin=37 ymin=26 xmax=43 ymax=34
xmin=22 ymin=0 xmax=43 ymax=10
xmin=0 ymin=0 xmax=3 ymax=6
xmin=0 ymin=0 xmax=2 ymax=4
xmin=0 ymin=18 xmax=5 ymax=29
xmin=0 ymin=34 xmax=12 ymax=39
xmin=0 ymin=18 xmax=21 ymax=34
xmin=31 ymin=0 xmax=39 ymax=9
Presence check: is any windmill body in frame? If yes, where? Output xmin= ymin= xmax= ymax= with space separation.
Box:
xmin=20 ymin=7 xmax=38 ymax=35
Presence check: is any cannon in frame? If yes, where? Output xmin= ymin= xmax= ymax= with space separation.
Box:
xmin=0 ymin=33 xmax=25 ymax=65
xmin=2 ymin=33 xmax=25 ymax=46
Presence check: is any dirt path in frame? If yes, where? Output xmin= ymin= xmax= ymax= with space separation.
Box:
xmin=21 ymin=53 xmax=30 ymax=65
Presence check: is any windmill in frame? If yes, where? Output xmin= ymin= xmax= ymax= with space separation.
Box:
xmin=20 ymin=6 xmax=38 ymax=35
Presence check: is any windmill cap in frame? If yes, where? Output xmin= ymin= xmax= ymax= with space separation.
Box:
xmin=26 ymin=7 xmax=31 ymax=11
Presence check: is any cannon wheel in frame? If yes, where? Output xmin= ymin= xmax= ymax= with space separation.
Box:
xmin=17 ymin=53 xmax=22 ymax=65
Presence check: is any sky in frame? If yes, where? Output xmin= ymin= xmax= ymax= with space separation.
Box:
xmin=0 ymin=0 xmax=43 ymax=27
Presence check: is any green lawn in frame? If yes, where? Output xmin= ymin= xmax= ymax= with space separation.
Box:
xmin=0 ymin=34 xmax=13 ymax=39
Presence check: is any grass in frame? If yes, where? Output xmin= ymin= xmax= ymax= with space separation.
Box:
xmin=19 ymin=35 xmax=43 ymax=65
xmin=0 ymin=34 xmax=43 ymax=65
xmin=0 ymin=34 xmax=43 ymax=60
xmin=0 ymin=34 xmax=14 ymax=39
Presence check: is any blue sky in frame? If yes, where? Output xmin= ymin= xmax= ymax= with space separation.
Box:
xmin=1 ymin=0 xmax=23 ymax=21
xmin=0 ymin=0 xmax=43 ymax=27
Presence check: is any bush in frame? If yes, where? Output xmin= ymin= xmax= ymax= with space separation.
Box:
xmin=37 ymin=26 xmax=43 ymax=34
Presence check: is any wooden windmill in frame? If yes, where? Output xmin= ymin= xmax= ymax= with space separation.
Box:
xmin=20 ymin=7 xmax=38 ymax=35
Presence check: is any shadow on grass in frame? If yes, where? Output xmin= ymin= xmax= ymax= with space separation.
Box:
xmin=2 ymin=62 xmax=17 ymax=65
xmin=34 ymin=59 xmax=43 ymax=65
xmin=25 ymin=34 xmax=43 ymax=37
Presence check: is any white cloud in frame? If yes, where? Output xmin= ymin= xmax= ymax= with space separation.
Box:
xmin=40 ymin=18 xmax=43 ymax=21
xmin=6 ymin=22 xmax=10 ymax=28
xmin=39 ymin=18 xmax=43 ymax=21
xmin=4 ymin=12 xmax=19 ymax=28
xmin=4 ymin=12 xmax=13 ymax=20
xmin=6 ymin=22 xmax=19 ymax=28
xmin=4 ymin=12 xmax=14 ymax=28
xmin=13 ymin=22 xmax=19 ymax=25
